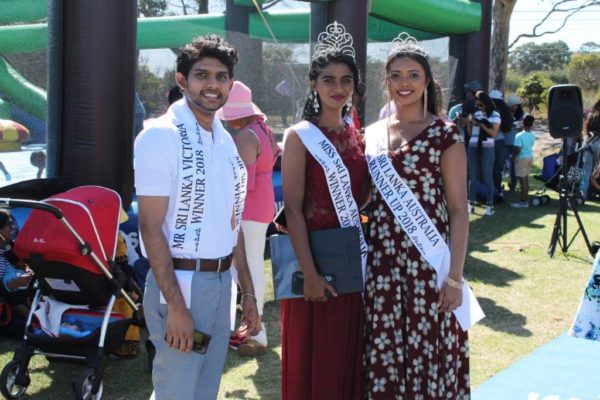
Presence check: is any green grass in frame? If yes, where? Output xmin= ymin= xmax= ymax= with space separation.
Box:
xmin=1 ymin=176 xmax=599 ymax=399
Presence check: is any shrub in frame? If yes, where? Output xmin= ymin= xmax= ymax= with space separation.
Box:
xmin=516 ymin=73 xmax=552 ymax=113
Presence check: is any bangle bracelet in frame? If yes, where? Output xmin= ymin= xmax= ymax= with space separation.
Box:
xmin=241 ymin=293 xmax=257 ymax=302
xmin=445 ymin=277 xmax=463 ymax=289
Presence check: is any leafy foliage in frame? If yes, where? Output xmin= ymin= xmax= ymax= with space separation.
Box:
xmin=255 ymin=44 xmax=298 ymax=117
xmin=509 ymin=41 xmax=571 ymax=74
xmin=516 ymin=73 xmax=552 ymax=113
xmin=138 ymin=0 xmax=167 ymax=16
xmin=139 ymin=0 xmax=212 ymax=16
xmin=579 ymin=41 xmax=600 ymax=54
xmin=136 ymin=59 xmax=175 ymax=117
xmin=569 ymin=53 xmax=600 ymax=91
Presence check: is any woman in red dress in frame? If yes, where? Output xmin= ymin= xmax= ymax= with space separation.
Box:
xmin=363 ymin=34 xmax=471 ymax=399
xmin=280 ymin=23 xmax=370 ymax=400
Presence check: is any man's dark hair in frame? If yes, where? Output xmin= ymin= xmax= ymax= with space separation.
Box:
xmin=176 ymin=34 xmax=238 ymax=78
xmin=522 ymin=114 xmax=535 ymax=129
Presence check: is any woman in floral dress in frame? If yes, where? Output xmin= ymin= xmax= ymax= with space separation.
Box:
xmin=364 ymin=34 xmax=471 ymax=399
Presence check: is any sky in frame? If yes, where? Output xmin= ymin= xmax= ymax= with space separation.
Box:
xmin=255 ymin=0 xmax=600 ymax=52
xmin=143 ymin=0 xmax=600 ymax=73
xmin=509 ymin=0 xmax=600 ymax=51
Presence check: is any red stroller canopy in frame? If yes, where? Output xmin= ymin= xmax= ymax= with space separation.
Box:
xmin=15 ymin=186 xmax=122 ymax=275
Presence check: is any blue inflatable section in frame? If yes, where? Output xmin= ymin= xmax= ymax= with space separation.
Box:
xmin=10 ymin=104 xmax=46 ymax=144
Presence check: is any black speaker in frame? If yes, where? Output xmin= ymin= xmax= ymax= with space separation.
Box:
xmin=547 ymin=84 xmax=583 ymax=139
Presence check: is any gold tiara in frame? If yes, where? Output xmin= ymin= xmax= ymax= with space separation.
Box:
xmin=313 ymin=21 xmax=355 ymax=59
xmin=388 ymin=32 xmax=429 ymax=59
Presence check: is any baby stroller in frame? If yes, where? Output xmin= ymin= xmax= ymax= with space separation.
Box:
xmin=0 ymin=186 xmax=139 ymax=400
xmin=533 ymin=140 xmax=593 ymax=207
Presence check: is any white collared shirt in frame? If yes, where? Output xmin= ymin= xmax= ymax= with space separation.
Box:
xmin=134 ymin=117 xmax=237 ymax=259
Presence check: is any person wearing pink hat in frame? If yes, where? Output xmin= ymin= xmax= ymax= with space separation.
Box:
xmin=217 ymin=81 xmax=280 ymax=356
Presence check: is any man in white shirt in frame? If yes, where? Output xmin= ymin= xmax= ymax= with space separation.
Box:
xmin=134 ymin=34 xmax=259 ymax=400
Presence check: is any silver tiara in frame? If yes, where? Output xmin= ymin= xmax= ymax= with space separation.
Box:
xmin=388 ymin=32 xmax=429 ymax=59
xmin=313 ymin=21 xmax=355 ymax=59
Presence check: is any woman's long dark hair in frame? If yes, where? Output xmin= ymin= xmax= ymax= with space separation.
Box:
xmin=492 ymin=98 xmax=513 ymax=133
xmin=385 ymin=51 xmax=437 ymax=116
xmin=583 ymin=100 xmax=600 ymax=136
xmin=512 ymin=104 xmax=525 ymax=122
xmin=301 ymin=51 xmax=364 ymax=121
xmin=475 ymin=91 xmax=496 ymax=117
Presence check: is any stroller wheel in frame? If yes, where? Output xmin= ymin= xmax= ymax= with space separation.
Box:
xmin=74 ymin=368 xmax=103 ymax=400
xmin=540 ymin=195 xmax=550 ymax=205
xmin=530 ymin=197 xmax=542 ymax=207
xmin=0 ymin=360 xmax=30 ymax=399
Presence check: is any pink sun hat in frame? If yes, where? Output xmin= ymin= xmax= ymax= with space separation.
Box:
xmin=216 ymin=81 xmax=266 ymax=121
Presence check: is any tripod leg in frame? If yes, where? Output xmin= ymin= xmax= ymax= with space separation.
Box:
xmin=568 ymin=198 xmax=594 ymax=256
xmin=547 ymin=202 xmax=563 ymax=258
xmin=548 ymin=139 xmax=570 ymax=258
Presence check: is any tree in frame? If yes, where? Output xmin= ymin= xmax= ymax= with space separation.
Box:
xmin=139 ymin=0 xmax=167 ymax=16
xmin=579 ymin=41 xmax=600 ymax=53
xmin=137 ymin=60 xmax=175 ymax=117
xmin=257 ymin=44 xmax=297 ymax=116
xmin=516 ymin=73 xmax=551 ymax=112
xmin=509 ymin=41 xmax=571 ymax=73
xmin=569 ymin=53 xmax=600 ymax=90
xmin=138 ymin=0 xmax=213 ymax=16
xmin=490 ymin=0 xmax=600 ymax=91
xmin=490 ymin=0 xmax=518 ymax=91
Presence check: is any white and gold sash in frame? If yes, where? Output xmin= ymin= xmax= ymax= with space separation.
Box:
xmin=164 ymin=98 xmax=247 ymax=255
xmin=288 ymin=121 xmax=368 ymax=281
xmin=365 ymin=120 xmax=484 ymax=330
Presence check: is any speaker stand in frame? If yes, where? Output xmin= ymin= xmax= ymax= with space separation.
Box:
xmin=547 ymin=140 xmax=594 ymax=258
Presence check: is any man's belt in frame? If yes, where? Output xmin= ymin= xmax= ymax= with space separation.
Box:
xmin=172 ymin=255 xmax=232 ymax=273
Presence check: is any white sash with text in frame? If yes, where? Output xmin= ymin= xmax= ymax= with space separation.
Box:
xmin=165 ymin=98 xmax=247 ymax=255
xmin=365 ymin=120 xmax=484 ymax=330
xmin=291 ymin=121 xmax=368 ymax=281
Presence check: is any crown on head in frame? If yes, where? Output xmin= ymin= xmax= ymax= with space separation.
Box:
xmin=388 ymin=32 xmax=429 ymax=59
xmin=313 ymin=21 xmax=355 ymax=59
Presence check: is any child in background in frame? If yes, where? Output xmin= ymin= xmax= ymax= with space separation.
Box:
xmin=30 ymin=151 xmax=46 ymax=179
xmin=511 ymin=114 xmax=536 ymax=208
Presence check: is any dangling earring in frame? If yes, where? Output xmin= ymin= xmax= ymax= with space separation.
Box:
xmin=346 ymin=96 xmax=352 ymax=111
xmin=312 ymin=90 xmax=320 ymax=114
xmin=423 ymin=89 xmax=428 ymax=119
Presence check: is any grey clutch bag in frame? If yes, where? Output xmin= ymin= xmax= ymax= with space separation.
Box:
xmin=269 ymin=227 xmax=363 ymax=300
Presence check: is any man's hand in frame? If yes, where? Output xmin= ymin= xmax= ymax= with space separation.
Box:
xmin=165 ymin=304 xmax=195 ymax=352
xmin=240 ymin=296 xmax=260 ymax=336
